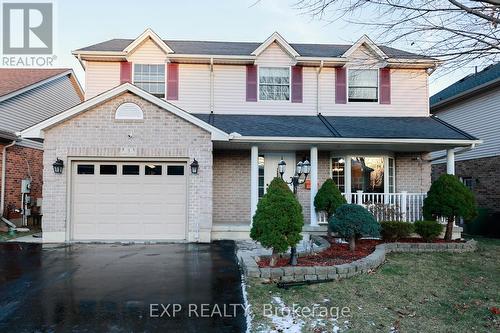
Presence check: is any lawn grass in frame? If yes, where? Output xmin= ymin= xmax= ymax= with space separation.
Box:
xmin=246 ymin=237 xmax=500 ymax=332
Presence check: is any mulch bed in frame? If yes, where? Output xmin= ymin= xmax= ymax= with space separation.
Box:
xmin=257 ymin=237 xmax=466 ymax=268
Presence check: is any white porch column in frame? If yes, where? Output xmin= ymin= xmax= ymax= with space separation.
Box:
xmin=344 ymin=156 xmax=352 ymax=203
xmin=250 ymin=146 xmax=259 ymax=225
xmin=446 ymin=149 xmax=455 ymax=175
xmin=310 ymin=146 xmax=318 ymax=226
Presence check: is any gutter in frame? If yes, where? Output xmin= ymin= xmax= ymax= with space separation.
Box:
xmin=316 ymin=61 xmax=323 ymax=115
xmin=228 ymin=136 xmax=482 ymax=145
xmin=427 ymin=144 xmax=476 ymax=162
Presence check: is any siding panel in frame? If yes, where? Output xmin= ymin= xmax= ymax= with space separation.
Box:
xmin=85 ymin=61 xmax=120 ymax=99
xmin=0 ymin=76 xmax=82 ymax=132
xmin=431 ymin=88 xmax=500 ymax=162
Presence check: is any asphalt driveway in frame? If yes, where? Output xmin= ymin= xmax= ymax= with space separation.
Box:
xmin=0 ymin=241 xmax=246 ymax=333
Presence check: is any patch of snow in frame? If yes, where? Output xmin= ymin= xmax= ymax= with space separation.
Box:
xmin=240 ymin=272 xmax=252 ymax=333
xmin=265 ymin=296 xmax=305 ymax=333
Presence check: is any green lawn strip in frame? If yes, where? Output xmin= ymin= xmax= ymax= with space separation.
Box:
xmin=246 ymin=238 xmax=500 ymax=332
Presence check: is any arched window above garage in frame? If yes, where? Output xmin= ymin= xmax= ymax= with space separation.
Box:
xmin=115 ymin=102 xmax=143 ymax=120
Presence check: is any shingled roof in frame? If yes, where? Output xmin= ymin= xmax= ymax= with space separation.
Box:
xmin=193 ymin=114 xmax=477 ymax=140
xmin=430 ymin=63 xmax=500 ymax=109
xmin=75 ymin=38 xmax=429 ymax=60
xmin=0 ymin=68 xmax=70 ymax=98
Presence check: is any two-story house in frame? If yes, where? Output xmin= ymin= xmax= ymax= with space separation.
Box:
xmin=21 ymin=29 xmax=479 ymax=242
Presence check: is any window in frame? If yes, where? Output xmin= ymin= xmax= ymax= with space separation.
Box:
xmin=348 ymin=69 xmax=378 ymax=102
xmin=100 ymin=165 xmax=117 ymax=175
xmin=145 ymin=165 xmax=162 ymax=175
xmin=122 ymin=165 xmax=140 ymax=175
xmin=77 ymin=164 xmax=94 ymax=175
xmin=115 ymin=103 xmax=143 ymax=120
xmin=388 ymin=158 xmax=395 ymax=193
xmin=259 ymin=67 xmax=290 ymax=101
xmin=134 ymin=64 xmax=165 ymax=98
xmin=461 ymin=177 xmax=474 ymax=190
xmin=331 ymin=157 xmax=345 ymax=192
xmin=167 ymin=165 xmax=184 ymax=175
xmin=351 ymin=157 xmax=384 ymax=193
xmin=258 ymin=155 xmax=265 ymax=198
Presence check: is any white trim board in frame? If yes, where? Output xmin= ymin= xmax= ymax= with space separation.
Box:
xmin=19 ymin=83 xmax=229 ymax=141
xmin=251 ymin=31 xmax=300 ymax=58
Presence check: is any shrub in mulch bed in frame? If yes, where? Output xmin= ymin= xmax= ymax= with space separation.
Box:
xmin=256 ymin=237 xmax=467 ymax=268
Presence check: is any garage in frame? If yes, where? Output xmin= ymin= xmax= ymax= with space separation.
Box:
xmin=71 ymin=161 xmax=187 ymax=241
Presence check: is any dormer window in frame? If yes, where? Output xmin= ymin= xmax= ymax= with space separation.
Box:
xmin=133 ymin=64 xmax=165 ymax=98
xmin=348 ymin=69 xmax=378 ymax=102
xmin=259 ymin=67 xmax=290 ymax=101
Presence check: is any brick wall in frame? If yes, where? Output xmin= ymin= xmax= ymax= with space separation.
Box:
xmin=395 ymin=153 xmax=431 ymax=193
xmin=432 ymin=155 xmax=500 ymax=212
xmin=42 ymin=92 xmax=213 ymax=241
xmin=0 ymin=144 xmax=43 ymax=219
xmin=213 ymin=150 xmax=250 ymax=225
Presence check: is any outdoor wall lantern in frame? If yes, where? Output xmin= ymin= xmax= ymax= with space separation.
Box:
xmin=190 ymin=159 xmax=199 ymax=175
xmin=52 ymin=158 xmax=64 ymax=174
xmin=278 ymin=159 xmax=311 ymax=194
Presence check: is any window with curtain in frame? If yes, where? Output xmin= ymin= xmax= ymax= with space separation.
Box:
xmin=348 ymin=69 xmax=378 ymax=102
xmin=259 ymin=67 xmax=290 ymax=101
xmin=258 ymin=155 xmax=265 ymax=198
xmin=134 ymin=64 xmax=165 ymax=98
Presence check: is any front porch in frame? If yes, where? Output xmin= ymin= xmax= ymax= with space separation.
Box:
xmin=211 ymin=145 xmax=459 ymax=240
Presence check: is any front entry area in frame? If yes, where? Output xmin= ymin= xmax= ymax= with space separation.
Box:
xmin=71 ymin=161 xmax=187 ymax=241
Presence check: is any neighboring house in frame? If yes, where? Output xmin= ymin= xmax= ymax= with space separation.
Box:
xmin=0 ymin=68 xmax=83 ymax=227
xmin=21 ymin=29 xmax=478 ymax=242
xmin=431 ymin=63 xmax=500 ymax=213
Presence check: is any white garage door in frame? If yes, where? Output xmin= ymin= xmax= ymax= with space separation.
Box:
xmin=71 ymin=161 xmax=187 ymax=241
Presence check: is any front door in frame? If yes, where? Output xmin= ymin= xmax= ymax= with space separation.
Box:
xmin=263 ymin=152 xmax=296 ymax=193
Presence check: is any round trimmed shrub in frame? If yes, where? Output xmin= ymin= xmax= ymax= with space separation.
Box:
xmin=423 ymin=174 xmax=476 ymax=240
xmin=250 ymin=177 xmax=303 ymax=266
xmin=314 ymin=179 xmax=347 ymax=218
xmin=414 ymin=220 xmax=444 ymax=242
xmin=329 ymin=204 xmax=380 ymax=251
xmin=380 ymin=221 xmax=414 ymax=241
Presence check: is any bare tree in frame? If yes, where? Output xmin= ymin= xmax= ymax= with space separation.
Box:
xmin=293 ymin=0 xmax=500 ymax=70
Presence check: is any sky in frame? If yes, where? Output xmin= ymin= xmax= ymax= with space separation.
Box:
xmin=53 ymin=0 xmax=481 ymax=95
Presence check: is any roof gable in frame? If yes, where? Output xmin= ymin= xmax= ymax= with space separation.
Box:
xmin=124 ymin=28 xmax=173 ymax=55
xmin=20 ymin=83 xmax=228 ymax=141
xmin=251 ymin=32 xmax=299 ymax=58
xmin=342 ymin=35 xmax=388 ymax=60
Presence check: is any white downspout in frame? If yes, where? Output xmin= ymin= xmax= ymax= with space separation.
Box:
xmin=316 ymin=60 xmax=324 ymax=115
xmin=210 ymin=57 xmax=214 ymax=113
xmin=1 ymin=141 xmax=17 ymax=229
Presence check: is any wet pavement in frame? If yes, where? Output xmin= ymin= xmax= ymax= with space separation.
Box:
xmin=0 ymin=241 xmax=247 ymax=333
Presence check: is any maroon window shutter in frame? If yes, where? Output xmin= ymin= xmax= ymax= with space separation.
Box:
xmin=246 ymin=65 xmax=258 ymax=102
xmin=291 ymin=66 xmax=303 ymax=103
xmin=335 ymin=67 xmax=347 ymax=104
xmin=379 ymin=68 xmax=391 ymax=104
xmin=167 ymin=63 xmax=179 ymax=100
xmin=120 ymin=62 xmax=132 ymax=84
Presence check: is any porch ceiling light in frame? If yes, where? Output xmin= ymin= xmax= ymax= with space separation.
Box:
xmin=190 ymin=159 xmax=199 ymax=175
xmin=52 ymin=158 xmax=64 ymax=174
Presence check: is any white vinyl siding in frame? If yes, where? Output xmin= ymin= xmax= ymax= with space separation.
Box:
xmin=431 ymin=88 xmax=500 ymax=162
xmin=85 ymin=61 xmax=120 ymax=99
xmin=82 ymin=40 xmax=430 ymax=117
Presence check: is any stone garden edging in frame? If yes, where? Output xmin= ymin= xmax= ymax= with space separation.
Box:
xmin=238 ymin=239 xmax=477 ymax=282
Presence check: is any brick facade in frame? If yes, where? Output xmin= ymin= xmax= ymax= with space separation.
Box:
xmin=213 ymin=150 xmax=250 ymax=225
xmin=395 ymin=153 xmax=432 ymax=193
xmin=42 ymin=92 xmax=213 ymax=242
xmin=0 ymin=144 xmax=43 ymax=220
xmin=432 ymin=155 xmax=500 ymax=212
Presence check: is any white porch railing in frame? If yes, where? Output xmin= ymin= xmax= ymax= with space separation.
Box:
xmin=317 ymin=191 xmax=427 ymax=224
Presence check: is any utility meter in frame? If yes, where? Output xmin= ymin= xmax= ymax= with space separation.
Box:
xmin=21 ymin=179 xmax=31 ymax=194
